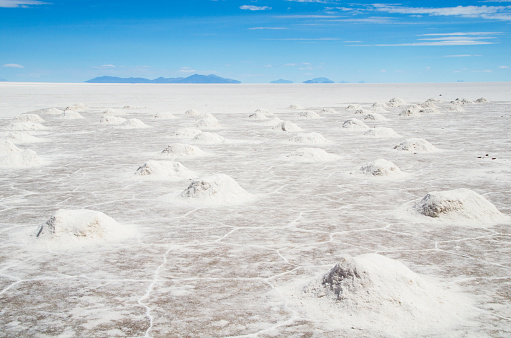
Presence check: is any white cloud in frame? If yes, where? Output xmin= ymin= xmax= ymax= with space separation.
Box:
xmin=443 ymin=54 xmax=481 ymax=57
xmin=2 ymin=63 xmax=24 ymax=68
xmin=285 ymin=0 xmax=339 ymax=3
xmin=370 ymin=4 xmax=511 ymax=21
xmin=499 ymin=65 xmax=509 ymax=68
xmin=264 ymin=37 xmax=339 ymax=41
xmin=0 ymin=0 xmax=48 ymax=7
xmin=240 ymin=5 xmax=271 ymax=11
xmin=378 ymin=31 xmax=499 ymax=46
xmin=179 ymin=67 xmax=196 ymax=73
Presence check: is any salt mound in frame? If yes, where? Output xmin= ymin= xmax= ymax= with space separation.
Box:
xmin=38 ymin=108 xmax=63 ymax=115
xmin=346 ymin=104 xmax=362 ymax=111
xmin=451 ymin=98 xmax=473 ymax=105
xmin=289 ymin=132 xmax=330 ymax=145
xmin=449 ymin=104 xmax=465 ymax=112
xmin=342 ymin=118 xmax=369 ymax=130
xmin=161 ymin=143 xmax=205 ymax=158
xmin=354 ymin=108 xmax=371 ymax=115
xmin=413 ymin=188 xmax=509 ymax=225
xmin=372 ymin=102 xmax=389 ymax=109
xmin=387 ymin=97 xmax=406 ymax=107
xmin=248 ymin=110 xmax=269 ymax=120
xmin=475 ymin=97 xmax=488 ymax=103
xmin=66 ymin=103 xmax=87 ymax=111
xmin=363 ymin=127 xmax=402 ymax=138
xmin=285 ymin=147 xmax=340 ymax=163
xmin=14 ymin=114 xmax=45 ymax=123
xmin=184 ymin=109 xmax=201 ymax=117
xmin=273 ymin=121 xmax=303 ymax=132
xmin=102 ymin=109 xmax=126 ymax=116
xmin=154 ymin=112 xmax=177 ymax=119
xmin=0 ymin=149 xmax=41 ymax=168
xmin=192 ymin=132 xmax=226 ymax=144
xmin=7 ymin=122 xmax=47 ymax=131
xmin=135 ymin=160 xmax=195 ymax=180
xmin=371 ymin=106 xmax=388 ymax=113
xmin=299 ymin=111 xmax=321 ymax=119
xmin=364 ymin=113 xmax=389 ymax=121
xmin=262 ymin=117 xmax=284 ymax=126
xmin=59 ymin=110 xmax=84 ymax=119
xmin=179 ymin=174 xmax=252 ymax=204
xmin=288 ymin=104 xmax=304 ymax=109
xmin=196 ymin=113 xmax=218 ymax=122
xmin=301 ymin=253 xmax=472 ymax=335
xmin=0 ymin=139 xmax=21 ymax=153
xmin=117 ymin=118 xmax=148 ymax=129
xmin=320 ymin=107 xmax=337 ymax=114
xmin=394 ymin=138 xmax=439 ymax=152
xmin=420 ymin=101 xmax=440 ymax=114
xmin=196 ymin=119 xmax=221 ymax=130
xmin=99 ymin=115 xmax=126 ymax=125
xmin=172 ymin=128 xmax=202 ymax=138
xmin=7 ymin=132 xmax=44 ymax=144
xmin=400 ymin=104 xmax=422 ymax=117
xmin=360 ymin=159 xmax=401 ymax=176
xmin=35 ymin=209 xmax=126 ymax=241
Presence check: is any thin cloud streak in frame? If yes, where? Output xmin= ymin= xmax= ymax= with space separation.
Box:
xmin=0 ymin=0 xmax=48 ymax=7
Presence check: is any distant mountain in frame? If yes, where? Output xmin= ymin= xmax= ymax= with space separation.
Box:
xmin=85 ymin=74 xmax=241 ymax=84
xmin=271 ymin=79 xmax=293 ymax=84
xmin=303 ymin=77 xmax=334 ymax=84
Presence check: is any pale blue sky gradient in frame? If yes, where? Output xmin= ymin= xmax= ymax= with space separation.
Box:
xmin=1 ymin=0 xmax=510 ymax=83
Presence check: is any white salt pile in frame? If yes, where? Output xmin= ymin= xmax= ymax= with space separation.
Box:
xmin=346 ymin=104 xmax=362 ymax=111
xmin=117 ymin=118 xmax=148 ymax=129
xmin=179 ymin=174 xmax=252 ymax=205
xmin=451 ymin=98 xmax=473 ymax=105
xmin=320 ymin=108 xmax=337 ymax=114
xmin=371 ymin=106 xmax=388 ymax=114
xmin=387 ymin=97 xmax=406 ymax=107
xmin=288 ymin=104 xmax=304 ymax=109
xmin=102 ymin=108 xmax=126 ymax=116
xmin=192 ymin=132 xmax=226 ymax=144
xmin=394 ymin=138 xmax=439 ymax=153
xmin=364 ymin=113 xmax=389 ymax=121
xmin=0 ymin=140 xmax=41 ymax=168
xmin=248 ymin=110 xmax=269 ymax=120
xmin=262 ymin=117 xmax=284 ymax=127
xmin=7 ymin=121 xmax=47 ymax=131
xmin=99 ymin=115 xmax=126 ymax=125
xmin=413 ymin=188 xmax=509 ymax=225
xmin=354 ymin=108 xmax=371 ymax=115
xmin=342 ymin=118 xmax=369 ymax=130
xmin=299 ymin=111 xmax=322 ymax=119
xmin=171 ymin=128 xmax=202 ymax=138
xmin=284 ymin=147 xmax=340 ymax=163
xmin=14 ymin=114 xmax=45 ymax=123
xmin=273 ymin=121 xmax=303 ymax=132
xmin=363 ymin=127 xmax=402 ymax=138
xmin=400 ymin=104 xmax=422 ymax=117
xmin=154 ymin=112 xmax=177 ymax=119
xmin=35 ymin=209 xmax=130 ymax=242
xmin=37 ymin=107 xmax=63 ymax=115
xmin=66 ymin=103 xmax=87 ymax=111
xmin=135 ymin=160 xmax=196 ymax=180
xmin=289 ymin=132 xmax=330 ymax=145
xmin=475 ymin=97 xmax=488 ymax=103
xmin=59 ymin=110 xmax=84 ymax=119
xmin=160 ymin=143 xmax=205 ymax=158
xmin=299 ymin=253 xmax=474 ymax=336
xmin=184 ymin=109 xmax=201 ymax=117
xmin=420 ymin=101 xmax=440 ymax=114
xmin=449 ymin=104 xmax=465 ymax=112
xmin=372 ymin=102 xmax=389 ymax=109
xmin=6 ymin=131 xmax=45 ymax=144
xmin=359 ymin=159 xmax=402 ymax=176
xmin=196 ymin=119 xmax=221 ymax=130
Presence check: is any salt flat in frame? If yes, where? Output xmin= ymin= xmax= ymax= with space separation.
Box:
xmin=0 ymin=83 xmax=510 ymax=337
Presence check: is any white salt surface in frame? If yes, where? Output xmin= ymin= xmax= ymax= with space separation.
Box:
xmin=59 ymin=110 xmax=84 ymax=119
xmin=363 ymin=127 xmax=402 ymax=138
xmin=154 ymin=112 xmax=177 ymax=119
xmin=299 ymin=111 xmax=322 ymax=119
xmin=0 ymin=82 xmax=510 ymax=337
xmin=284 ymin=147 xmax=340 ymax=163
xmin=14 ymin=114 xmax=45 ymax=123
xmin=7 ymin=121 xmax=47 ymax=131
xmin=135 ymin=160 xmax=196 ymax=181
xmin=171 ymin=127 xmax=202 ymax=138
xmin=6 ymin=131 xmax=46 ymax=144
xmin=192 ymin=131 xmax=226 ymax=144
xmin=288 ymin=132 xmax=330 ymax=145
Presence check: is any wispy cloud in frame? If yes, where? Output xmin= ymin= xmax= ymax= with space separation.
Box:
xmin=276 ymin=15 xmax=343 ymax=18
xmin=179 ymin=67 xmax=196 ymax=73
xmin=2 ymin=63 xmax=24 ymax=68
xmin=249 ymin=27 xmax=288 ymax=30
xmin=264 ymin=38 xmax=339 ymax=41
xmin=240 ymin=5 xmax=271 ymax=11
xmin=370 ymin=4 xmax=511 ymax=21
xmin=285 ymin=0 xmax=340 ymax=3
xmin=443 ymin=54 xmax=481 ymax=57
xmin=499 ymin=65 xmax=509 ymax=68
xmin=377 ymin=31 xmax=500 ymax=46
xmin=0 ymin=0 xmax=48 ymax=8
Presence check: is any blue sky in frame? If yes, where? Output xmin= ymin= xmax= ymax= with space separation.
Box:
xmin=0 ymin=0 xmax=510 ymax=83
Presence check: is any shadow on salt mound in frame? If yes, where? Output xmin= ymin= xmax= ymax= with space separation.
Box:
xmin=364 ymin=127 xmax=402 ymax=138
xmin=6 ymin=131 xmax=46 ymax=144
xmin=342 ymin=118 xmax=369 ymax=130
xmin=14 ymin=114 xmax=45 ymax=123
xmin=284 ymin=147 xmax=340 ymax=163
xmin=387 ymin=97 xmax=406 ymax=107
xmin=364 ymin=113 xmax=389 ymax=121
xmin=34 ymin=209 xmax=135 ymax=247
xmin=394 ymin=138 xmax=440 ymax=153
xmin=289 ymin=132 xmax=330 ymax=145
xmin=7 ymin=121 xmax=47 ymax=131
xmin=176 ymin=174 xmax=253 ymax=206
xmin=359 ymin=159 xmax=402 ymax=177
xmin=154 ymin=112 xmax=177 ymax=119
xmin=294 ymin=254 xmax=476 ymax=336
xmin=99 ymin=115 xmax=126 ymax=125
xmin=192 ymin=131 xmax=226 ymax=144
xmin=171 ymin=128 xmax=202 ymax=138
xmin=272 ymin=121 xmax=303 ymax=132
xmin=196 ymin=119 xmax=221 ymax=130
xmin=59 ymin=110 xmax=84 ymax=119
xmin=299 ymin=111 xmax=322 ymax=119
xmin=135 ymin=160 xmax=196 ymax=181
xmin=412 ymin=188 xmax=510 ymax=226
xmin=116 ymin=118 xmax=149 ymax=129
xmin=160 ymin=143 xmax=207 ymax=158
